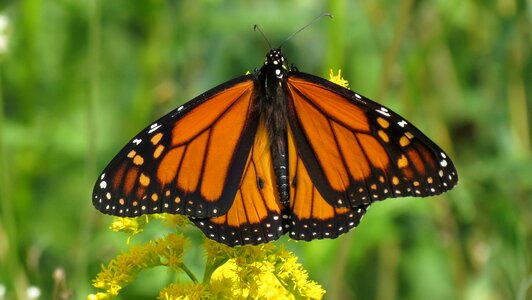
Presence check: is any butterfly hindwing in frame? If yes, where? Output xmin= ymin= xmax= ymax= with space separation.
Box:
xmin=288 ymin=127 xmax=368 ymax=241
xmin=286 ymin=73 xmax=458 ymax=209
xmin=93 ymin=76 xmax=258 ymax=218
xmin=192 ymin=120 xmax=287 ymax=246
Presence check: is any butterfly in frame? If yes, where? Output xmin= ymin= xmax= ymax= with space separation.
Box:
xmin=92 ymin=48 xmax=458 ymax=246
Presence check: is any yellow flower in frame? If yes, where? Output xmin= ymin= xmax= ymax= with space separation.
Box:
xmin=110 ymin=216 xmax=146 ymax=238
xmin=159 ymin=282 xmax=209 ymax=300
xmin=156 ymin=213 xmax=191 ymax=228
xmin=87 ymin=292 xmax=110 ymax=300
xmin=329 ymin=69 xmax=349 ymax=88
xmin=91 ymin=233 xmax=188 ymax=296
xmin=90 ymin=215 xmax=325 ymax=299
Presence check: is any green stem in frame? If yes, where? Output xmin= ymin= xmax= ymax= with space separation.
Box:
xmin=202 ymin=257 xmax=229 ymax=284
xmin=180 ymin=263 xmax=199 ymax=283
xmin=0 ymin=56 xmax=28 ymax=300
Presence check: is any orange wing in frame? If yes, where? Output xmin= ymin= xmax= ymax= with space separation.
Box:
xmin=192 ymin=120 xmax=287 ymax=246
xmin=288 ymin=127 xmax=368 ymax=240
xmin=286 ymin=73 xmax=458 ymax=209
xmin=93 ymin=77 xmax=259 ymax=218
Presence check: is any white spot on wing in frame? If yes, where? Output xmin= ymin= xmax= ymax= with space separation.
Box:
xmin=177 ymin=105 xmax=184 ymax=111
xmin=376 ymin=108 xmax=391 ymax=117
xmin=100 ymin=181 xmax=107 ymax=189
xmin=148 ymin=123 xmax=161 ymax=134
xmin=133 ymin=138 xmax=142 ymax=145
xmin=398 ymin=120 xmax=407 ymax=127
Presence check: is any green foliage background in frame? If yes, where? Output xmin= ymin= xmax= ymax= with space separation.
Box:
xmin=0 ymin=0 xmax=530 ymax=299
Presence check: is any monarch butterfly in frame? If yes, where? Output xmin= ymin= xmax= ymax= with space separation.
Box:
xmin=93 ymin=47 xmax=457 ymax=246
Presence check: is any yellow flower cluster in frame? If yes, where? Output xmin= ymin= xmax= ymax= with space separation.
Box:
xmin=88 ymin=214 xmax=325 ymax=300
xmin=89 ymin=232 xmax=187 ymax=298
xmin=329 ymin=69 xmax=349 ymax=88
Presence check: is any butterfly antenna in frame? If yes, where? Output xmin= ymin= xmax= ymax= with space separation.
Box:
xmin=279 ymin=13 xmax=333 ymax=48
xmin=254 ymin=24 xmax=273 ymax=50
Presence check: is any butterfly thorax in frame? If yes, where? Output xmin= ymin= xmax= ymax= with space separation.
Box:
xmin=254 ymin=49 xmax=290 ymax=206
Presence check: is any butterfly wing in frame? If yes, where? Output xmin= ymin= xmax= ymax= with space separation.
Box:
xmin=93 ymin=76 xmax=259 ymax=218
xmin=286 ymin=73 xmax=458 ymax=209
xmin=192 ymin=119 xmax=287 ymax=246
xmin=287 ymin=126 xmax=369 ymax=241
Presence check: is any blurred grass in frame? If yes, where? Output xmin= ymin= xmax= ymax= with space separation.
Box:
xmin=0 ymin=0 xmax=530 ymax=299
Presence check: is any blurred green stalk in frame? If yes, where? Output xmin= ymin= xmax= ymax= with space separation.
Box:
xmin=0 ymin=57 xmax=28 ymax=300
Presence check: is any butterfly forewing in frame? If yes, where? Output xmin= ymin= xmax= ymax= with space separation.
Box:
xmin=93 ymin=76 xmax=258 ymax=218
xmin=286 ymin=73 xmax=458 ymax=209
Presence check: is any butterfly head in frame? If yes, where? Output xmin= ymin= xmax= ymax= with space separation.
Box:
xmin=263 ymin=48 xmax=288 ymax=79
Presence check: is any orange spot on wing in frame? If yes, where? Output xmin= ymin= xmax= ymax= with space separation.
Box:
xmin=127 ymin=150 xmax=136 ymax=158
xmin=153 ymin=144 xmax=165 ymax=159
xmin=392 ymin=176 xmax=400 ymax=185
xmin=139 ymin=173 xmax=150 ymax=187
xmin=151 ymin=132 xmax=163 ymax=145
xmin=133 ymin=155 xmax=144 ymax=166
xmin=400 ymin=136 xmax=410 ymax=147
xmin=378 ymin=130 xmax=389 ymax=143
xmin=151 ymin=193 xmax=159 ymax=201
xmin=377 ymin=117 xmax=389 ymax=128
xmin=397 ymin=154 xmax=409 ymax=168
